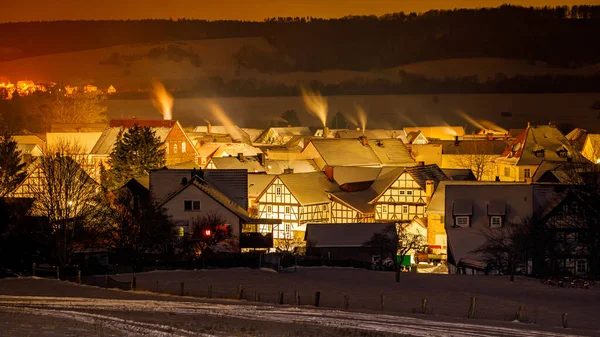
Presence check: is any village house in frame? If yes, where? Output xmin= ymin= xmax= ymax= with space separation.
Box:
xmin=435 ymin=138 xmax=510 ymax=181
xmin=12 ymin=135 xmax=45 ymax=166
xmin=434 ymin=181 xmax=600 ymax=276
xmin=255 ymin=172 xmax=339 ymax=243
xmin=90 ymin=119 xmax=199 ymax=168
xmin=495 ymin=123 xmax=589 ymax=182
xmin=46 ymin=123 xmax=107 ymax=154
xmin=150 ymin=168 xmax=280 ymax=250
xmin=192 ymin=124 xmax=264 ymax=145
xmin=255 ymin=127 xmax=313 ymax=145
xmin=302 ymin=137 xmax=416 ymax=185
xmin=370 ymin=164 xmax=448 ymax=222
xmin=429 ymin=181 xmax=533 ymax=274
xmin=581 ymin=134 xmax=600 ymax=164
xmin=201 ymin=142 xmax=263 ymax=168
xmin=403 ymin=126 xmax=466 ymax=141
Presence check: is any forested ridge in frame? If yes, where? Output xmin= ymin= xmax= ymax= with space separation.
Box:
xmin=2 ymin=5 xmax=600 ymax=71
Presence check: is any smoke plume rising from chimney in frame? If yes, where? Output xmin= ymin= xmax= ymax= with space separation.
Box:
xmin=355 ymin=104 xmax=368 ymax=135
xmin=151 ymin=80 xmax=173 ymax=120
xmin=301 ymin=87 xmax=328 ymax=127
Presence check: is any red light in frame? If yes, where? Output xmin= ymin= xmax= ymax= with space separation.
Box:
xmin=204 ymin=229 xmax=211 ymax=237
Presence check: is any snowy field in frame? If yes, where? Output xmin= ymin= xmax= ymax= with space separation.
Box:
xmin=0 ymin=276 xmax=597 ymax=337
xmin=108 ymin=268 xmax=600 ymax=332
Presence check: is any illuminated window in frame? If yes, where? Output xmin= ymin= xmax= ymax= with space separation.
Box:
xmin=178 ymin=227 xmax=185 ymax=237
xmin=182 ymin=142 xmax=187 ymax=153
xmin=576 ymin=260 xmax=587 ymax=274
xmin=276 ymin=187 xmax=282 ymax=195
xmin=490 ymin=216 xmax=502 ymax=228
xmin=524 ymin=169 xmax=531 ymax=178
xmin=455 ymin=216 xmax=470 ymax=227
xmin=173 ymin=143 xmax=178 ymax=154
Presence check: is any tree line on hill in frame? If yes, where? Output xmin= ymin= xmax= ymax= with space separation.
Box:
xmin=1 ymin=5 xmax=600 ymax=70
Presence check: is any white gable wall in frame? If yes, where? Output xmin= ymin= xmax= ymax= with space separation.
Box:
xmin=163 ymin=184 xmax=241 ymax=237
xmin=374 ymin=172 xmax=426 ymax=221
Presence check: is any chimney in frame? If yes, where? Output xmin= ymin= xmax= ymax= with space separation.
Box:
xmin=527 ymin=121 xmax=531 ymax=129
xmin=454 ymin=135 xmax=460 ymax=146
xmin=487 ymin=133 xmax=494 ymax=141
xmin=425 ymin=180 xmax=435 ymax=202
xmin=284 ymin=168 xmax=294 ymax=174
xmin=548 ymin=121 xmax=556 ymax=128
xmin=359 ymin=135 xmax=368 ymax=146
xmin=323 ymin=126 xmax=330 ymax=138
xmin=257 ymin=153 xmax=266 ymax=166
xmin=237 ymin=152 xmax=244 ymax=161
xmin=418 ymin=161 xmax=425 ymax=166
xmin=206 ymin=121 xmax=212 ymax=135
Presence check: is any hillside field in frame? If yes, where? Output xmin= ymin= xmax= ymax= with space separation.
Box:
xmin=1 ymin=37 xmax=599 ymax=91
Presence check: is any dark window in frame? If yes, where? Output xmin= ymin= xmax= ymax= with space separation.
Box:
xmin=193 ymin=201 xmax=201 ymax=210
xmin=184 ymin=200 xmax=192 ymax=211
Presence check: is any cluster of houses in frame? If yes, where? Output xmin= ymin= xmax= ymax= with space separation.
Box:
xmin=8 ymin=118 xmax=600 ymax=276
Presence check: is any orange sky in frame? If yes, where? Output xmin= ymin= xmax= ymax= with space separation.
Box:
xmin=1 ymin=0 xmax=599 ymax=22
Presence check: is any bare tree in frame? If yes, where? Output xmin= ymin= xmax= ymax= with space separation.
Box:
xmin=29 ymin=141 xmax=101 ymax=266
xmin=188 ymin=211 xmax=235 ymax=256
xmin=364 ymin=224 xmax=427 ymax=282
xmin=449 ymin=140 xmax=498 ymax=181
xmin=472 ymin=218 xmax=537 ymax=282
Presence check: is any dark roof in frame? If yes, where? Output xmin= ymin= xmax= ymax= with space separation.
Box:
xmin=159 ymin=176 xmax=280 ymax=225
xmin=442 ymin=168 xmax=477 ymax=181
xmin=304 ymin=223 xmax=395 ymax=247
xmin=406 ymin=164 xmax=449 ymax=190
xmin=432 ymin=140 xmax=510 ymax=155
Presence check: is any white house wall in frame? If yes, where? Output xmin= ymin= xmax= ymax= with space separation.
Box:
xmin=163 ymin=185 xmax=241 ymax=237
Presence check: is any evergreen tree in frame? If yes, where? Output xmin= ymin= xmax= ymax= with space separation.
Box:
xmin=108 ymin=125 xmax=166 ymax=189
xmin=328 ymin=112 xmax=347 ymax=129
xmin=0 ymin=133 xmax=26 ymax=197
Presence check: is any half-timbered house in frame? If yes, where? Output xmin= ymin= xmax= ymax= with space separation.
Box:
xmin=255 ymin=172 xmax=339 ymax=242
xmin=370 ymin=164 xmax=448 ymax=222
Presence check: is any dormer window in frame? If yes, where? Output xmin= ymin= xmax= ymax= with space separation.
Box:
xmin=534 ymin=149 xmax=545 ymax=158
xmin=556 ymin=146 xmax=569 ymax=158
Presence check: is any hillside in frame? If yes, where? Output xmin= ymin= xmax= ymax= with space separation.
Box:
xmin=1 ymin=6 xmax=600 ymax=71
xmin=1 ymin=37 xmax=599 ymax=92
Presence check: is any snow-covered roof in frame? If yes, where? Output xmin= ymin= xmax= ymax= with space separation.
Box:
xmin=248 ymin=174 xmax=276 ymax=197
xmin=404 ymin=126 xmax=465 ymax=140
xmin=497 ymin=125 xmax=589 ymax=166
xmin=278 ymin=172 xmax=340 ymax=205
xmin=307 ymin=139 xmax=381 ymax=167
xmin=368 ymin=139 xmax=415 ymax=166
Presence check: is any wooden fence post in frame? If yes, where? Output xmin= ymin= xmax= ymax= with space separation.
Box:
xmin=344 ymin=295 xmax=349 ymax=310
xmin=32 ymin=263 xmax=36 ymax=277
xmin=421 ymin=298 xmax=428 ymax=314
xmin=562 ymin=313 xmax=568 ymax=328
xmin=314 ymin=291 xmax=321 ymax=307
xmin=254 ymin=292 xmax=260 ymax=302
xmin=278 ymin=291 xmax=284 ymax=305
xmin=237 ymin=285 xmax=244 ymax=300
xmin=77 ymin=269 xmax=82 ymax=285
xmin=294 ymin=290 xmax=300 ymax=306
xmin=468 ymin=297 xmax=476 ymax=319
xmin=380 ymin=294 xmax=385 ymax=311
xmin=208 ymin=285 xmax=212 ymax=298
xmin=515 ymin=304 xmax=525 ymax=321
xmin=180 ymin=282 xmax=185 ymax=296
xmin=132 ymin=276 xmax=136 ymax=291
xmin=56 ymin=266 xmax=60 ymax=280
